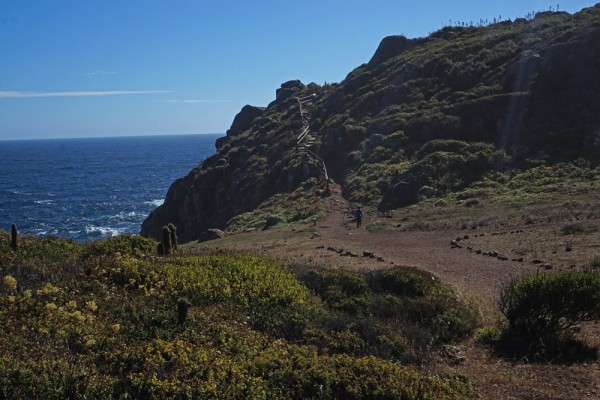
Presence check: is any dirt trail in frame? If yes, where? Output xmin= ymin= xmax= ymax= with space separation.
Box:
xmin=316 ymin=182 xmax=538 ymax=307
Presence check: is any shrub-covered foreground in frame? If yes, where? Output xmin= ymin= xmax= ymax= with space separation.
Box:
xmin=0 ymin=232 xmax=475 ymax=399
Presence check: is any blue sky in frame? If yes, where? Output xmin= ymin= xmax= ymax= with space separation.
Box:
xmin=0 ymin=1 xmax=597 ymax=140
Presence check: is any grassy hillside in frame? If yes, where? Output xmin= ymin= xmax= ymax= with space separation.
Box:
xmin=0 ymin=232 xmax=476 ymax=399
xmin=142 ymin=5 xmax=600 ymax=242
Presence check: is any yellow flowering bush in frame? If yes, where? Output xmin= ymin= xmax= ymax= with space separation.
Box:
xmin=2 ymin=275 xmax=17 ymax=293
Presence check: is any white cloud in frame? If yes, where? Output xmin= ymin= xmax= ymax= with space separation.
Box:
xmin=0 ymin=90 xmax=172 ymax=98
xmin=163 ymin=99 xmax=231 ymax=104
xmin=84 ymin=71 xmax=117 ymax=76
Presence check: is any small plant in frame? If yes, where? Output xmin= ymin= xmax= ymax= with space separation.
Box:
xmin=366 ymin=220 xmax=389 ymax=232
xmin=10 ymin=224 xmax=17 ymax=251
xmin=474 ymin=326 xmax=500 ymax=347
xmin=434 ymin=199 xmax=448 ymax=207
xmin=464 ymin=199 xmax=480 ymax=207
xmin=565 ymin=239 xmax=573 ymax=252
xmin=264 ymin=214 xmax=285 ymax=228
xmin=561 ymin=222 xmax=586 ymax=235
xmin=3 ymin=275 xmax=17 ymax=293
xmin=522 ymin=215 xmax=535 ymax=225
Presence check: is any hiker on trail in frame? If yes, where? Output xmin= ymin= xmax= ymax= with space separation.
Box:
xmin=355 ymin=207 xmax=363 ymax=228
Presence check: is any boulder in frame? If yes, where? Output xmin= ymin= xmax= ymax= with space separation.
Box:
xmin=215 ymin=136 xmax=227 ymax=149
xmin=197 ymin=229 xmax=226 ymax=243
xmin=368 ymin=35 xmax=410 ymax=67
xmin=441 ymin=345 xmax=465 ymax=364
xmin=280 ymin=79 xmax=304 ymax=90
xmin=226 ymin=105 xmax=266 ymax=137
xmin=276 ymin=80 xmax=305 ymax=101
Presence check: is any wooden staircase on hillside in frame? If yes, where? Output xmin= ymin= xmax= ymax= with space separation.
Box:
xmin=295 ymin=94 xmax=330 ymax=190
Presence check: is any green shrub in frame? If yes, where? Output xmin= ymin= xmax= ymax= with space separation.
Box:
xmin=418 ymin=185 xmax=437 ymax=200
xmin=561 ymin=222 xmax=597 ymax=235
xmin=301 ymin=267 xmax=478 ymax=348
xmin=302 ymin=269 xmax=372 ymax=315
xmin=367 ymin=268 xmax=432 ymax=297
xmin=499 ymin=271 xmax=600 ymax=360
xmin=264 ymin=214 xmax=286 ymax=228
xmin=474 ymin=326 xmax=501 ymax=347
xmin=464 ymin=199 xmax=480 ymax=207
xmin=83 ymin=234 xmax=156 ymax=258
xmin=6 ymin=235 xmax=83 ymax=264
xmin=415 ymin=140 xmax=470 ymax=160
xmin=251 ymin=345 xmax=474 ymax=400
xmin=435 ymin=199 xmax=448 ymax=207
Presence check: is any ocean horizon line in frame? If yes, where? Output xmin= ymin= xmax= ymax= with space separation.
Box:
xmin=0 ymin=132 xmax=225 ymax=142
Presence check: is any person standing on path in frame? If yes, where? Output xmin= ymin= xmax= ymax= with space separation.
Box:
xmin=355 ymin=207 xmax=363 ymax=228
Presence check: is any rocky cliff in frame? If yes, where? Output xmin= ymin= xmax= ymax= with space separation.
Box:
xmin=142 ymin=5 xmax=600 ymax=243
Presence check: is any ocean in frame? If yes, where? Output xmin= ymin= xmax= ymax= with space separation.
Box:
xmin=0 ymin=134 xmax=221 ymax=241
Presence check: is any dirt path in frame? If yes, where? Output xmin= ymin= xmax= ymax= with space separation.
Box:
xmin=315 ymin=182 xmax=539 ymax=308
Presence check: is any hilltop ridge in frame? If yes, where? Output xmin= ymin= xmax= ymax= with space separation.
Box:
xmin=142 ymin=4 xmax=600 ymax=243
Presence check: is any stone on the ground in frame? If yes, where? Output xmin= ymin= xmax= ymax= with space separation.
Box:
xmin=197 ymin=229 xmax=226 ymax=243
xmin=441 ymin=345 xmax=465 ymax=364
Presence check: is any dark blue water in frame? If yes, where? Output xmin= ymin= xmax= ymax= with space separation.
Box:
xmin=0 ymin=134 xmax=221 ymax=241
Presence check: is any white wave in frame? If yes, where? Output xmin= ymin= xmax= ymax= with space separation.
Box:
xmin=85 ymin=225 xmax=125 ymax=237
xmin=7 ymin=189 xmax=34 ymax=196
xmin=144 ymin=199 xmax=164 ymax=207
xmin=109 ymin=211 xmax=138 ymax=221
xmin=34 ymin=199 xmax=53 ymax=205
xmin=34 ymin=229 xmax=58 ymax=236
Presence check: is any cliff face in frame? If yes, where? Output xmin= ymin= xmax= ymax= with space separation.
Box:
xmin=142 ymin=5 xmax=600 ymax=242
xmin=141 ymin=80 xmax=327 ymax=242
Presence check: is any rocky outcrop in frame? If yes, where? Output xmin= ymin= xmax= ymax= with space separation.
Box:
xmin=276 ymin=80 xmax=305 ymax=101
xmin=216 ymin=105 xmax=266 ymax=149
xmin=368 ymin=36 xmax=411 ymax=67
xmin=228 ymin=105 xmax=266 ymax=137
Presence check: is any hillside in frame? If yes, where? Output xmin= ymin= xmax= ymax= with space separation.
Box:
xmin=142 ymin=5 xmax=600 ymax=243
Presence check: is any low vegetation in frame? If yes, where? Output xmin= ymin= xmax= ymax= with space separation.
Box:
xmin=498 ymin=271 xmax=600 ymax=361
xmin=227 ymin=178 xmax=327 ymax=232
xmin=0 ymin=232 xmax=475 ymax=399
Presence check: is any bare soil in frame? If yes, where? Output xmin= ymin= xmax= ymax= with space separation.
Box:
xmin=192 ymin=182 xmax=600 ymax=399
